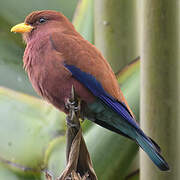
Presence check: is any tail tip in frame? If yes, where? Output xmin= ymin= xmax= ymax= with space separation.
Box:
xmin=157 ymin=155 xmax=170 ymax=171
xmin=159 ymin=161 xmax=170 ymax=171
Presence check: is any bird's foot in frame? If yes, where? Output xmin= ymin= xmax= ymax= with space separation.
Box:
xmin=65 ymin=86 xmax=81 ymax=128
xmin=65 ymin=98 xmax=80 ymax=112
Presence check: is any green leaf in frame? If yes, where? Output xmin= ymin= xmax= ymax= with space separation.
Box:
xmin=0 ymin=162 xmax=41 ymax=180
xmin=0 ymin=87 xmax=66 ymax=174
xmin=43 ymin=137 xmax=66 ymax=178
xmin=117 ymin=59 xmax=140 ymax=119
xmin=94 ymin=0 xmax=140 ymax=73
xmin=0 ymin=163 xmax=20 ymax=180
xmin=73 ymin=0 xmax=94 ymax=43
xmin=126 ymin=172 xmax=139 ymax=180
xmin=0 ymin=33 xmax=36 ymax=95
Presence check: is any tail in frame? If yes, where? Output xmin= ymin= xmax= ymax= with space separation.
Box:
xmin=136 ymin=132 xmax=169 ymax=171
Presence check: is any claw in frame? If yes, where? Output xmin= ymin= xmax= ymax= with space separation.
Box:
xmin=65 ymin=98 xmax=80 ymax=112
xmin=65 ymin=86 xmax=82 ymax=128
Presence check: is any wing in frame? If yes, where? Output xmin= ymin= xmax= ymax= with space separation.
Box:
xmin=50 ymin=32 xmax=134 ymax=117
xmin=64 ymin=64 xmax=141 ymax=132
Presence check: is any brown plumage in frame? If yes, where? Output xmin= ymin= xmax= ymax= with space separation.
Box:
xmin=20 ymin=10 xmax=133 ymax=115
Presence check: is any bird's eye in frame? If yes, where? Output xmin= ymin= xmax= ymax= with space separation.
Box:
xmin=39 ymin=18 xmax=46 ymax=23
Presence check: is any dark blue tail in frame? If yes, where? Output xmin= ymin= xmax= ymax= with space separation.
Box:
xmin=136 ymin=132 xmax=169 ymax=171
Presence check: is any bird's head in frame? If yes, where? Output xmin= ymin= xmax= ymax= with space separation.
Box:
xmin=11 ymin=10 xmax=75 ymax=43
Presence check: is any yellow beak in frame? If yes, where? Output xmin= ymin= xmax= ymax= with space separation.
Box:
xmin=11 ymin=23 xmax=33 ymax=33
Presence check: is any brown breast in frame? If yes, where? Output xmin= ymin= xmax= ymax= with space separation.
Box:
xmin=23 ymin=37 xmax=95 ymax=113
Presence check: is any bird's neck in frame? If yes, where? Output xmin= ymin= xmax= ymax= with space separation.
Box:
xmin=23 ymin=36 xmax=48 ymax=72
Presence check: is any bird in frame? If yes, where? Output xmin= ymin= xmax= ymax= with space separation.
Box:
xmin=11 ymin=10 xmax=169 ymax=171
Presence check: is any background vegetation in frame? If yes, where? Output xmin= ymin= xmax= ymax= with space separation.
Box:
xmin=0 ymin=0 xmax=178 ymax=179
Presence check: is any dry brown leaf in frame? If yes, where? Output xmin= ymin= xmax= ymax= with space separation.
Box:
xmin=56 ymin=87 xmax=97 ymax=180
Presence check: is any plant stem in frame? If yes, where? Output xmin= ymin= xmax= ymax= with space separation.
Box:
xmin=94 ymin=0 xmax=139 ymax=73
xmin=140 ymin=0 xmax=180 ymax=179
